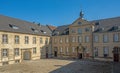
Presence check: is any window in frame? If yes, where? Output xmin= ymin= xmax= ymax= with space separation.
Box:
xmin=71 ymin=29 xmax=76 ymax=33
xmin=78 ymin=28 xmax=82 ymax=34
xmin=45 ymin=38 xmax=48 ymax=44
xmin=2 ymin=49 xmax=8 ymax=57
xmin=84 ymin=47 xmax=88 ymax=53
xmin=40 ymin=37 xmax=43 ymax=44
xmin=60 ymin=38 xmax=62 ymax=43
xmin=54 ymin=38 xmax=57 ymax=43
xmin=78 ymin=36 xmax=82 ymax=43
xmin=94 ymin=35 xmax=99 ymax=42
xmin=14 ymin=48 xmax=19 ymax=56
xmin=94 ymin=47 xmax=98 ymax=57
xmin=103 ymin=47 xmax=109 ymax=57
xmin=31 ymin=28 xmax=38 ymax=32
xmin=78 ymin=22 xmax=82 ymax=25
xmin=60 ymin=47 xmax=63 ymax=53
xmin=9 ymin=24 xmax=19 ymax=29
xmin=66 ymin=47 xmax=69 ymax=53
xmin=25 ymin=36 xmax=29 ymax=44
xmin=113 ymin=34 xmax=119 ymax=42
xmin=103 ymin=34 xmax=108 ymax=43
xmin=33 ymin=48 xmax=37 ymax=54
xmin=72 ymin=47 xmax=75 ymax=53
xmin=85 ymin=36 xmax=89 ymax=43
xmin=40 ymin=30 xmax=46 ymax=34
xmin=85 ymin=27 xmax=91 ymax=32
xmin=15 ymin=35 xmax=19 ymax=44
xmin=66 ymin=37 xmax=69 ymax=43
xmin=2 ymin=34 xmax=8 ymax=44
xmin=72 ymin=37 xmax=76 ymax=42
xmin=33 ymin=37 xmax=36 ymax=44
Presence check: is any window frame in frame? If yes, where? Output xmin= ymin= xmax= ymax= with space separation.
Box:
xmin=78 ymin=28 xmax=82 ymax=34
xmin=2 ymin=34 xmax=8 ymax=44
xmin=94 ymin=47 xmax=98 ymax=57
xmin=2 ymin=49 xmax=8 ymax=57
xmin=33 ymin=47 xmax=37 ymax=54
xmin=85 ymin=36 xmax=89 ymax=43
xmin=103 ymin=46 xmax=109 ymax=57
xmin=14 ymin=48 xmax=19 ymax=56
xmin=113 ymin=33 xmax=119 ymax=42
xmin=33 ymin=37 xmax=36 ymax=44
xmin=25 ymin=36 xmax=29 ymax=44
xmin=15 ymin=35 xmax=19 ymax=44
xmin=94 ymin=35 xmax=99 ymax=43
xmin=103 ymin=34 xmax=109 ymax=43
xmin=40 ymin=37 xmax=43 ymax=44
xmin=78 ymin=36 xmax=82 ymax=43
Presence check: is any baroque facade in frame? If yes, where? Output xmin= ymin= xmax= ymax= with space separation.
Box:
xmin=0 ymin=12 xmax=120 ymax=66
xmin=0 ymin=15 xmax=52 ymax=66
xmin=52 ymin=11 xmax=120 ymax=62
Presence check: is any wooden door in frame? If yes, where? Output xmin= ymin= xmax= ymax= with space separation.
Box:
xmin=54 ymin=51 xmax=57 ymax=57
xmin=23 ymin=51 xmax=31 ymax=60
xmin=114 ymin=54 xmax=119 ymax=62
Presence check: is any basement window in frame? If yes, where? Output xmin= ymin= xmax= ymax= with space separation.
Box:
xmin=2 ymin=62 xmax=8 ymax=65
xmin=9 ymin=24 xmax=19 ymax=29
xmin=15 ymin=60 xmax=20 ymax=63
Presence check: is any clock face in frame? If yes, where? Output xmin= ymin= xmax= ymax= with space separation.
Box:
xmin=78 ymin=22 xmax=82 ymax=25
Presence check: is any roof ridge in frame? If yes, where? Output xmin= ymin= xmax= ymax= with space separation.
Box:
xmin=90 ymin=16 xmax=120 ymax=22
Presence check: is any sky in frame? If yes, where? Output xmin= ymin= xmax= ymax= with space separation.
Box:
xmin=0 ymin=0 xmax=120 ymax=26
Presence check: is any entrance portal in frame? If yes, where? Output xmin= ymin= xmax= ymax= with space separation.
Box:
xmin=113 ymin=47 xmax=119 ymax=62
xmin=54 ymin=47 xmax=58 ymax=57
xmin=114 ymin=54 xmax=119 ymax=62
xmin=23 ymin=51 xmax=31 ymax=60
xmin=78 ymin=53 xmax=82 ymax=59
xmin=54 ymin=51 xmax=57 ymax=57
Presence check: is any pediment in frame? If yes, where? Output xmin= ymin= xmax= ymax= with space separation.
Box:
xmin=69 ymin=17 xmax=91 ymax=27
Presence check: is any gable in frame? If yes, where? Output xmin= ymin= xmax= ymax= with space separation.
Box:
xmin=69 ymin=17 xmax=92 ymax=27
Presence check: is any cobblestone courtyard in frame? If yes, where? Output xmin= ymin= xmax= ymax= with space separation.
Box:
xmin=0 ymin=59 xmax=120 ymax=73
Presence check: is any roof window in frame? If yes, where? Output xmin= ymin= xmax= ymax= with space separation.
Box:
xmin=40 ymin=30 xmax=46 ymax=34
xmin=95 ymin=22 xmax=99 ymax=25
xmin=9 ymin=24 xmax=19 ymax=29
xmin=31 ymin=27 xmax=38 ymax=32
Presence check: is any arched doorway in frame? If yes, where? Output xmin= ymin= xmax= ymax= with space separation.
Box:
xmin=113 ymin=47 xmax=119 ymax=62
xmin=54 ymin=47 xmax=58 ymax=57
xmin=23 ymin=51 xmax=31 ymax=60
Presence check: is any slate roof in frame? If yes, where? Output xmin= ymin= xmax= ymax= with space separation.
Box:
xmin=47 ymin=25 xmax=56 ymax=31
xmin=0 ymin=15 xmax=52 ymax=36
xmin=53 ymin=16 xmax=120 ymax=36
xmin=92 ymin=17 xmax=120 ymax=32
xmin=52 ymin=25 xmax=69 ymax=36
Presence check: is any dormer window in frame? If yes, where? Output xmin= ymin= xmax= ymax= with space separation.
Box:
xmin=9 ymin=24 xmax=19 ymax=29
xmin=99 ymin=27 xmax=104 ymax=31
xmin=113 ymin=26 xmax=120 ymax=30
xmin=40 ymin=30 xmax=46 ymax=34
xmin=118 ymin=26 xmax=120 ymax=30
xmin=95 ymin=22 xmax=99 ymax=26
xmin=31 ymin=27 xmax=38 ymax=32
